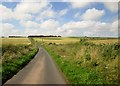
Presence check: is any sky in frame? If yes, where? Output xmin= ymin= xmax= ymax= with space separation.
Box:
xmin=0 ymin=0 xmax=119 ymax=37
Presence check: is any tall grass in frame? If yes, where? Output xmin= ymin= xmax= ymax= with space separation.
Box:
xmin=1 ymin=38 xmax=38 ymax=84
xmin=2 ymin=44 xmax=35 ymax=62
xmin=2 ymin=48 xmax=38 ymax=84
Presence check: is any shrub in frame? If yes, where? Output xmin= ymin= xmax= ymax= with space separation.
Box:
xmin=101 ymin=44 xmax=119 ymax=61
xmin=48 ymin=42 xmax=52 ymax=45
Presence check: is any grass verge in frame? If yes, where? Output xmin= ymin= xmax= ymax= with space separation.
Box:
xmin=40 ymin=40 xmax=119 ymax=85
xmin=43 ymin=46 xmax=106 ymax=84
xmin=2 ymin=48 xmax=38 ymax=84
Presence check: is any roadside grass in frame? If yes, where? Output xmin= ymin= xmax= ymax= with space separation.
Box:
xmin=2 ymin=48 xmax=38 ymax=84
xmin=2 ymin=44 xmax=36 ymax=62
xmin=42 ymin=44 xmax=106 ymax=84
xmin=43 ymin=47 xmax=106 ymax=84
xmin=1 ymin=38 xmax=38 ymax=84
xmin=38 ymin=37 xmax=119 ymax=85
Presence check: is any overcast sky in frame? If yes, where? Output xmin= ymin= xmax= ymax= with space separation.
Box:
xmin=0 ymin=0 xmax=119 ymax=37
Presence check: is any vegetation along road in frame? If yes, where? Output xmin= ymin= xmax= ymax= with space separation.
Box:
xmin=4 ymin=47 xmax=67 ymax=84
xmin=2 ymin=37 xmax=119 ymax=85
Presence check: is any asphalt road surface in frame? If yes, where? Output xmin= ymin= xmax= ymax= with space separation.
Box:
xmin=4 ymin=48 xmax=67 ymax=84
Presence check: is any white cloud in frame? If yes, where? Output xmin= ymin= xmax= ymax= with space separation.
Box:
xmin=40 ymin=19 xmax=59 ymax=30
xmin=70 ymin=2 xmax=90 ymax=8
xmin=20 ymin=20 xmax=40 ymax=28
xmin=14 ymin=13 xmax=33 ymax=21
xmin=103 ymin=2 xmax=118 ymax=12
xmin=1 ymin=1 xmax=68 ymax=22
xmin=58 ymin=20 xmax=118 ymax=37
xmin=21 ymin=19 xmax=60 ymax=35
xmin=110 ymin=20 xmax=118 ymax=32
xmin=14 ymin=2 xmax=50 ymax=14
xmin=36 ymin=8 xmax=68 ymax=21
xmin=39 ymin=19 xmax=60 ymax=35
xmin=36 ymin=9 xmax=56 ymax=21
xmin=21 ymin=0 xmax=47 ymax=2
xmin=1 ymin=23 xmax=21 ymax=36
xmin=2 ymin=19 xmax=117 ymax=37
xmin=83 ymin=32 xmax=94 ymax=36
xmin=62 ymin=21 xmax=95 ymax=29
xmin=14 ymin=2 xmax=50 ymax=20
xmin=20 ymin=20 xmax=41 ymax=35
xmin=24 ymin=28 xmax=41 ymax=36
xmin=1 ymin=1 xmax=66 ymax=25
xmin=1 ymin=2 xmax=51 ymax=21
xmin=59 ymin=9 xmax=68 ymax=16
xmin=0 ymin=4 xmax=13 ymax=21
xmin=74 ymin=12 xmax=81 ymax=18
xmin=3 ymin=0 xmax=21 ymax=2
xmin=81 ymin=8 xmax=105 ymax=20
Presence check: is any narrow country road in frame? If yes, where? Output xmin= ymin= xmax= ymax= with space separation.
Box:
xmin=4 ymin=48 xmax=67 ymax=84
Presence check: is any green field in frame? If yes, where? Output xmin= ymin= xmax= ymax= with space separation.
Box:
xmin=1 ymin=38 xmax=38 ymax=84
xmin=34 ymin=37 xmax=119 ymax=85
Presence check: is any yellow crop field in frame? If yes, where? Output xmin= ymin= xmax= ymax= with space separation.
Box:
xmin=34 ymin=37 xmax=80 ymax=44
xmin=34 ymin=37 xmax=119 ymax=45
xmin=1 ymin=38 xmax=31 ymax=45
xmin=88 ymin=39 xmax=119 ymax=44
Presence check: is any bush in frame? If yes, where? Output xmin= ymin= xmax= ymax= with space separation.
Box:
xmin=48 ymin=42 xmax=52 ymax=45
xmin=101 ymin=44 xmax=119 ymax=61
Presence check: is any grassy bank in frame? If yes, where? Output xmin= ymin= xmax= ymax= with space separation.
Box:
xmin=2 ymin=45 xmax=38 ymax=84
xmin=39 ymin=38 xmax=119 ymax=85
xmin=1 ymin=38 xmax=38 ymax=84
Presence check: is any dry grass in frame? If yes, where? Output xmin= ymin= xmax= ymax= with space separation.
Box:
xmin=1 ymin=38 xmax=31 ymax=45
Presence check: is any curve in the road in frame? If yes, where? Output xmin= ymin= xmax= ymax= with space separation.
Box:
xmin=4 ymin=48 xmax=67 ymax=84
